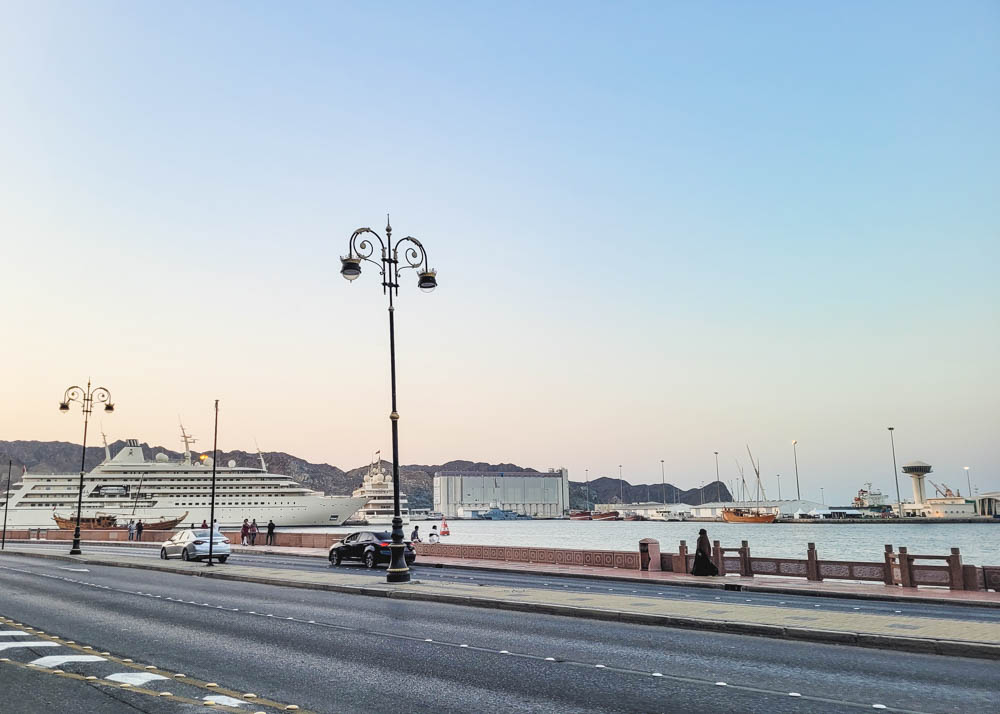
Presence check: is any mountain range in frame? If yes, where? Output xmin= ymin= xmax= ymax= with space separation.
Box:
xmin=0 ymin=440 xmax=729 ymax=509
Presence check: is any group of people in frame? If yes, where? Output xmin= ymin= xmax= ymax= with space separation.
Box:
xmin=409 ymin=525 xmax=440 ymax=544
xmin=126 ymin=519 xmax=144 ymax=541
xmin=240 ymin=518 xmax=277 ymax=546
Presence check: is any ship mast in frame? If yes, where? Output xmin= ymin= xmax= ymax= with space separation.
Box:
xmin=255 ymin=438 xmax=267 ymax=472
xmin=179 ymin=421 xmax=197 ymax=466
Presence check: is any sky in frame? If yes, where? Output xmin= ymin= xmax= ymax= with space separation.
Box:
xmin=1 ymin=2 xmax=997 ymax=504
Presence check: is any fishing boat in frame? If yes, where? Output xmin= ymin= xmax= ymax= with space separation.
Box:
xmin=569 ymin=510 xmax=593 ymax=520
xmin=720 ymin=508 xmax=777 ymax=524
xmin=51 ymin=512 xmax=118 ymax=529
xmin=591 ymin=510 xmax=620 ymax=521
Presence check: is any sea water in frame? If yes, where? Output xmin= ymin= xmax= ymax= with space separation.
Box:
xmin=292 ymin=520 xmax=999 ymax=566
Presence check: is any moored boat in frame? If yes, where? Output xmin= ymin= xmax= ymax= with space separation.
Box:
xmin=721 ymin=508 xmax=777 ymax=524
xmin=52 ymin=512 xmax=118 ymax=529
xmin=569 ymin=510 xmax=593 ymax=520
xmin=591 ymin=510 xmax=620 ymax=520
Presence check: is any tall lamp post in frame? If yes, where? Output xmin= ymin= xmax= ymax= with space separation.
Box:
xmin=887 ymin=426 xmax=901 ymax=518
xmin=207 ymin=399 xmax=219 ymax=567
xmin=618 ymin=464 xmax=624 ymax=504
xmin=2 ymin=459 xmax=11 ymax=550
xmin=585 ymin=468 xmax=590 ymax=510
xmin=59 ymin=380 xmax=114 ymax=555
xmin=340 ymin=218 xmax=437 ymax=584
xmin=713 ymin=451 xmax=720 ymax=502
xmin=659 ymin=460 xmax=665 ymax=505
xmin=776 ymin=474 xmax=781 ymax=500
xmin=964 ymin=466 xmax=972 ymax=501
xmin=792 ymin=440 xmax=801 ymax=501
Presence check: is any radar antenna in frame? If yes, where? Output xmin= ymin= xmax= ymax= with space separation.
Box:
xmin=179 ymin=420 xmax=197 ymax=465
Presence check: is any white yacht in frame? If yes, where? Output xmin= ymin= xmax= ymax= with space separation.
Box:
xmin=2 ymin=431 xmax=369 ymax=529
xmin=351 ymin=452 xmax=409 ymax=525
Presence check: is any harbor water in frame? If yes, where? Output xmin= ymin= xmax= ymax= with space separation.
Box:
xmin=294 ymin=520 xmax=999 ymax=567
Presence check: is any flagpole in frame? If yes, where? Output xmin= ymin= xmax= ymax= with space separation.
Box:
xmin=2 ymin=460 xmax=12 ymax=550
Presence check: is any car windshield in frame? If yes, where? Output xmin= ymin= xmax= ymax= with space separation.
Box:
xmin=192 ymin=530 xmax=212 ymax=538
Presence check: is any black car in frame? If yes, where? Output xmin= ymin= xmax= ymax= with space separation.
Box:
xmin=329 ymin=531 xmax=416 ymax=569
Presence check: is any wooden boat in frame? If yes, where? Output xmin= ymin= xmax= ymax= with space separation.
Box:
xmin=133 ymin=512 xmax=190 ymax=530
xmin=569 ymin=510 xmax=593 ymax=520
xmin=591 ymin=510 xmax=620 ymax=520
xmin=52 ymin=512 xmax=117 ymax=529
xmin=721 ymin=508 xmax=777 ymax=524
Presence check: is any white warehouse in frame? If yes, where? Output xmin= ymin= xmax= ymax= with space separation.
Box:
xmin=433 ymin=469 xmax=570 ymax=518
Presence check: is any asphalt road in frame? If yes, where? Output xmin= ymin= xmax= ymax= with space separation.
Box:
xmin=0 ymin=552 xmax=996 ymax=713
xmin=10 ymin=541 xmax=1000 ymax=624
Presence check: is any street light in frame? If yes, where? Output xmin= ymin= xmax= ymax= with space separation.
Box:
xmin=585 ymin=469 xmax=590 ymax=511
xmin=340 ymin=217 xmax=436 ymax=584
xmin=713 ymin=451 xmax=720 ymax=502
xmin=659 ymin=460 xmax=665 ymax=505
xmin=207 ymin=399 xmax=219 ymax=567
xmin=618 ymin=464 xmax=624 ymax=504
xmin=888 ymin=427 xmax=901 ymax=518
xmin=820 ymin=486 xmax=825 ymax=504
xmin=792 ymin=440 xmax=801 ymax=500
xmin=59 ymin=380 xmax=114 ymax=555
xmin=777 ymin=474 xmax=781 ymax=500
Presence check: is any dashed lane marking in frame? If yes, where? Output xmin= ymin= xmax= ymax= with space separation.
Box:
xmin=31 ymin=655 xmax=106 ymax=668
xmin=106 ymin=671 xmax=168 ymax=685
xmin=0 ymin=641 xmax=61 ymax=652
xmin=205 ymin=694 xmax=249 ymax=706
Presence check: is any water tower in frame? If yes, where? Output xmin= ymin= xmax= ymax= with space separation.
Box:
xmin=901 ymin=460 xmax=932 ymax=505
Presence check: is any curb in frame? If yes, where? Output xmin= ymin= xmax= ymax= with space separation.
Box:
xmin=3 ymin=548 xmax=998 ymax=661
xmin=8 ymin=539 xmax=1000 ymax=610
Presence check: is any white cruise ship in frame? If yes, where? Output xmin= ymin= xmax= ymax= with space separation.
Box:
xmin=351 ymin=452 xmax=409 ymax=525
xmin=2 ymin=433 xmax=368 ymax=530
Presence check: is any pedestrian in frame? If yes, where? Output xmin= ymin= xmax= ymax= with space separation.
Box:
xmin=240 ymin=519 xmax=250 ymax=546
xmin=213 ymin=519 xmax=220 ymax=532
xmin=410 ymin=525 xmax=421 ymax=542
xmin=249 ymin=519 xmax=259 ymax=546
xmin=135 ymin=520 xmax=144 ymax=542
xmin=690 ymin=528 xmax=718 ymax=576
xmin=127 ymin=520 xmax=135 ymax=541
xmin=428 ymin=525 xmax=440 ymax=544
xmin=200 ymin=519 xmax=208 ymax=529
xmin=266 ymin=519 xmax=276 ymax=546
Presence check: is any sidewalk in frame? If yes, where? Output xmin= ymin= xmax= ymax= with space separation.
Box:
xmin=3 ymin=545 xmax=998 ymax=660
xmin=22 ymin=538 xmax=1000 ymax=609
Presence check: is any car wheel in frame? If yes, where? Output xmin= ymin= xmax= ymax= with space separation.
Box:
xmin=217 ymin=556 xmax=228 ymax=563
xmin=364 ymin=551 xmax=376 ymax=569
xmin=330 ymin=550 xmax=342 ymax=566
xmin=181 ymin=548 xmax=190 ymax=561
xmin=160 ymin=548 xmax=168 ymax=560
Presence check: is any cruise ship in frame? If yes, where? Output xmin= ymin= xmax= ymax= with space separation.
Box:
xmin=1 ymin=432 xmax=369 ymax=529
xmin=351 ymin=452 xmax=409 ymax=525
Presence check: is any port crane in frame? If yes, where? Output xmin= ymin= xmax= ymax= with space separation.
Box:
xmin=929 ymin=480 xmax=955 ymax=498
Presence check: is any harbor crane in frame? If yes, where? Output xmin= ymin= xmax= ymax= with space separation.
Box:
xmin=929 ymin=480 xmax=955 ymax=498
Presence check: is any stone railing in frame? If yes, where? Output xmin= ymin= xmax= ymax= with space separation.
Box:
xmin=415 ymin=542 xmax=641 ymax=570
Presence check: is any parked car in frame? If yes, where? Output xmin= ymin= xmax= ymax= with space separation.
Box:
xmin=160 ymin=529 xmax=230 ymax=562
xmin=329 ymin=531 xmax=416 ymax=569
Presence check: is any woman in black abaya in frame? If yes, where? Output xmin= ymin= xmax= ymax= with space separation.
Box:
xmin=690 ymin=528 xmax=719 ymax=576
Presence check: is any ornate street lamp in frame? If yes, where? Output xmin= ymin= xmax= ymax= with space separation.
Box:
xmin=340 ymin=217 xmax=436 ymax=584
xmin=59 ymin=380 xmax=114 ymax=555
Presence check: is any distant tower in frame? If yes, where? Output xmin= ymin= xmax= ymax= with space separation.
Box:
xmin=901 ymin=460 xmax=933 ymax=505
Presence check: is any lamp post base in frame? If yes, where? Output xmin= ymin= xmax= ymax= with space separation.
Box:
xmin=385 ymin=515 xmax=410 ymax=584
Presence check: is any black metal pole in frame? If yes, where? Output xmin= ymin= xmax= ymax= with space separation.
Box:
xmin=207 ymin=399 xmax=219 ymax=566
xmin=714 ymin=451 xmax=721 ymax=502
xmin=2 ymin=459 xmax=11 ymax=549
xmin=70 ymin=387 xmax=91 ymax=556
xmin=889 ymin=427 xmax=901 ymax=518
xmin=385 ymin=292 xmax=409 ymax=583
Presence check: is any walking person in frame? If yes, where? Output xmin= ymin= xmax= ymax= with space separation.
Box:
xmin=127 ymin=520 xmax=135 ymax=541
xmin=240 ymin=519 xmax=250 ymax=546
xmin=249 ymin=519 xmax=259 ymax=546
xmin=135 ymin=520 xmax=144 ymax=542
xmin=690 ymin=528 xmax=718 ymax=576
xmin=410 ymin=525 xmax=421 ymax=542
xmin=266 ymin=519 xmax=276 ymax=546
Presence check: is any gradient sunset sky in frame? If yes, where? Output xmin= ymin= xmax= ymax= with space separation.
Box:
xmin=2 ymin=2 xmax=997 ymax=503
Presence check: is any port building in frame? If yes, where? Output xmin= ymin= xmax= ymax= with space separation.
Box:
xmin=433 ymin=469 xmax=569 ymax=519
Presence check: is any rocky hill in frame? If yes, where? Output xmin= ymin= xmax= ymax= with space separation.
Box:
xmin=0 ymin=440 xmax=724 ymax=509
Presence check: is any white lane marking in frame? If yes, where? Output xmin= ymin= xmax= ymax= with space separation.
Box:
xmin=789 ymin=692 xmax=802 ymax=697
xmin=32 ymin=655 xmax=106 ymax=668
xmin=873 ymin=706 xmax=887 ymax=710
xmin=715 ymin=681 xmax=728 ymax=686
xmin=107 ymin=672 xmax=168 ymax=685
xmin=57 ymin=567 xmax=90 ymax=572
xmin=0 ymin=641 xmax=61 ymax=652
xmin=204 ymin=694 xmax=247 ymax=706
xmin=0 ymin=632 xmax=31 ymax=637
xmin=652 ymin=672 xmax=663 ymax=677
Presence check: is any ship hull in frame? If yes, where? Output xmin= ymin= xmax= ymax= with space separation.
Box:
xmin=721 ymin=510 xmax=777 ymax=524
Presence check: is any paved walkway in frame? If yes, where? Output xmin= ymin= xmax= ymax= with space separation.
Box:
xmin=3 ymin=546 xmax=998 ymax=660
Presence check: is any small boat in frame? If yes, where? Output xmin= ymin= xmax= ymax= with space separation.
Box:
xmin=569 ymin=510 xmax=593 ymax=520
xmin=721 ymin=508 xmax=777 ymax=524
xmin=622 ymin=512 xmax=648 ymax=521
xmin=591 ymin=510 xmax=620 ymax=521
xmin=52 ymin=512 xmax=118 ymax=529
xmin=133 ymin=511 xmax=190 ymax=530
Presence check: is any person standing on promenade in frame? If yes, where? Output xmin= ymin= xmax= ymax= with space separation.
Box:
xmin=201 ymin=519 xmax=208 ymax=529
xmin=266 ymin=519 xmax=276 ymax=546
xmin=249 ymin=519 xmax=259 ymax=546
xmin=135 ymin=520 xmax=144 ymax=542
xmin=240 ymin=519 xmax=250 ymax=546
xmin=127 ymin=520 xmax=135 ymax=541
xmin=690 ymin=528 xmax=718 ymax=576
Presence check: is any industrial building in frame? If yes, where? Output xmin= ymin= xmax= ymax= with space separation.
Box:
xmin=896 ymin=460 xmax=977 ymax=518
xmin=433 ymin=469 xmax=570 ymax=518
